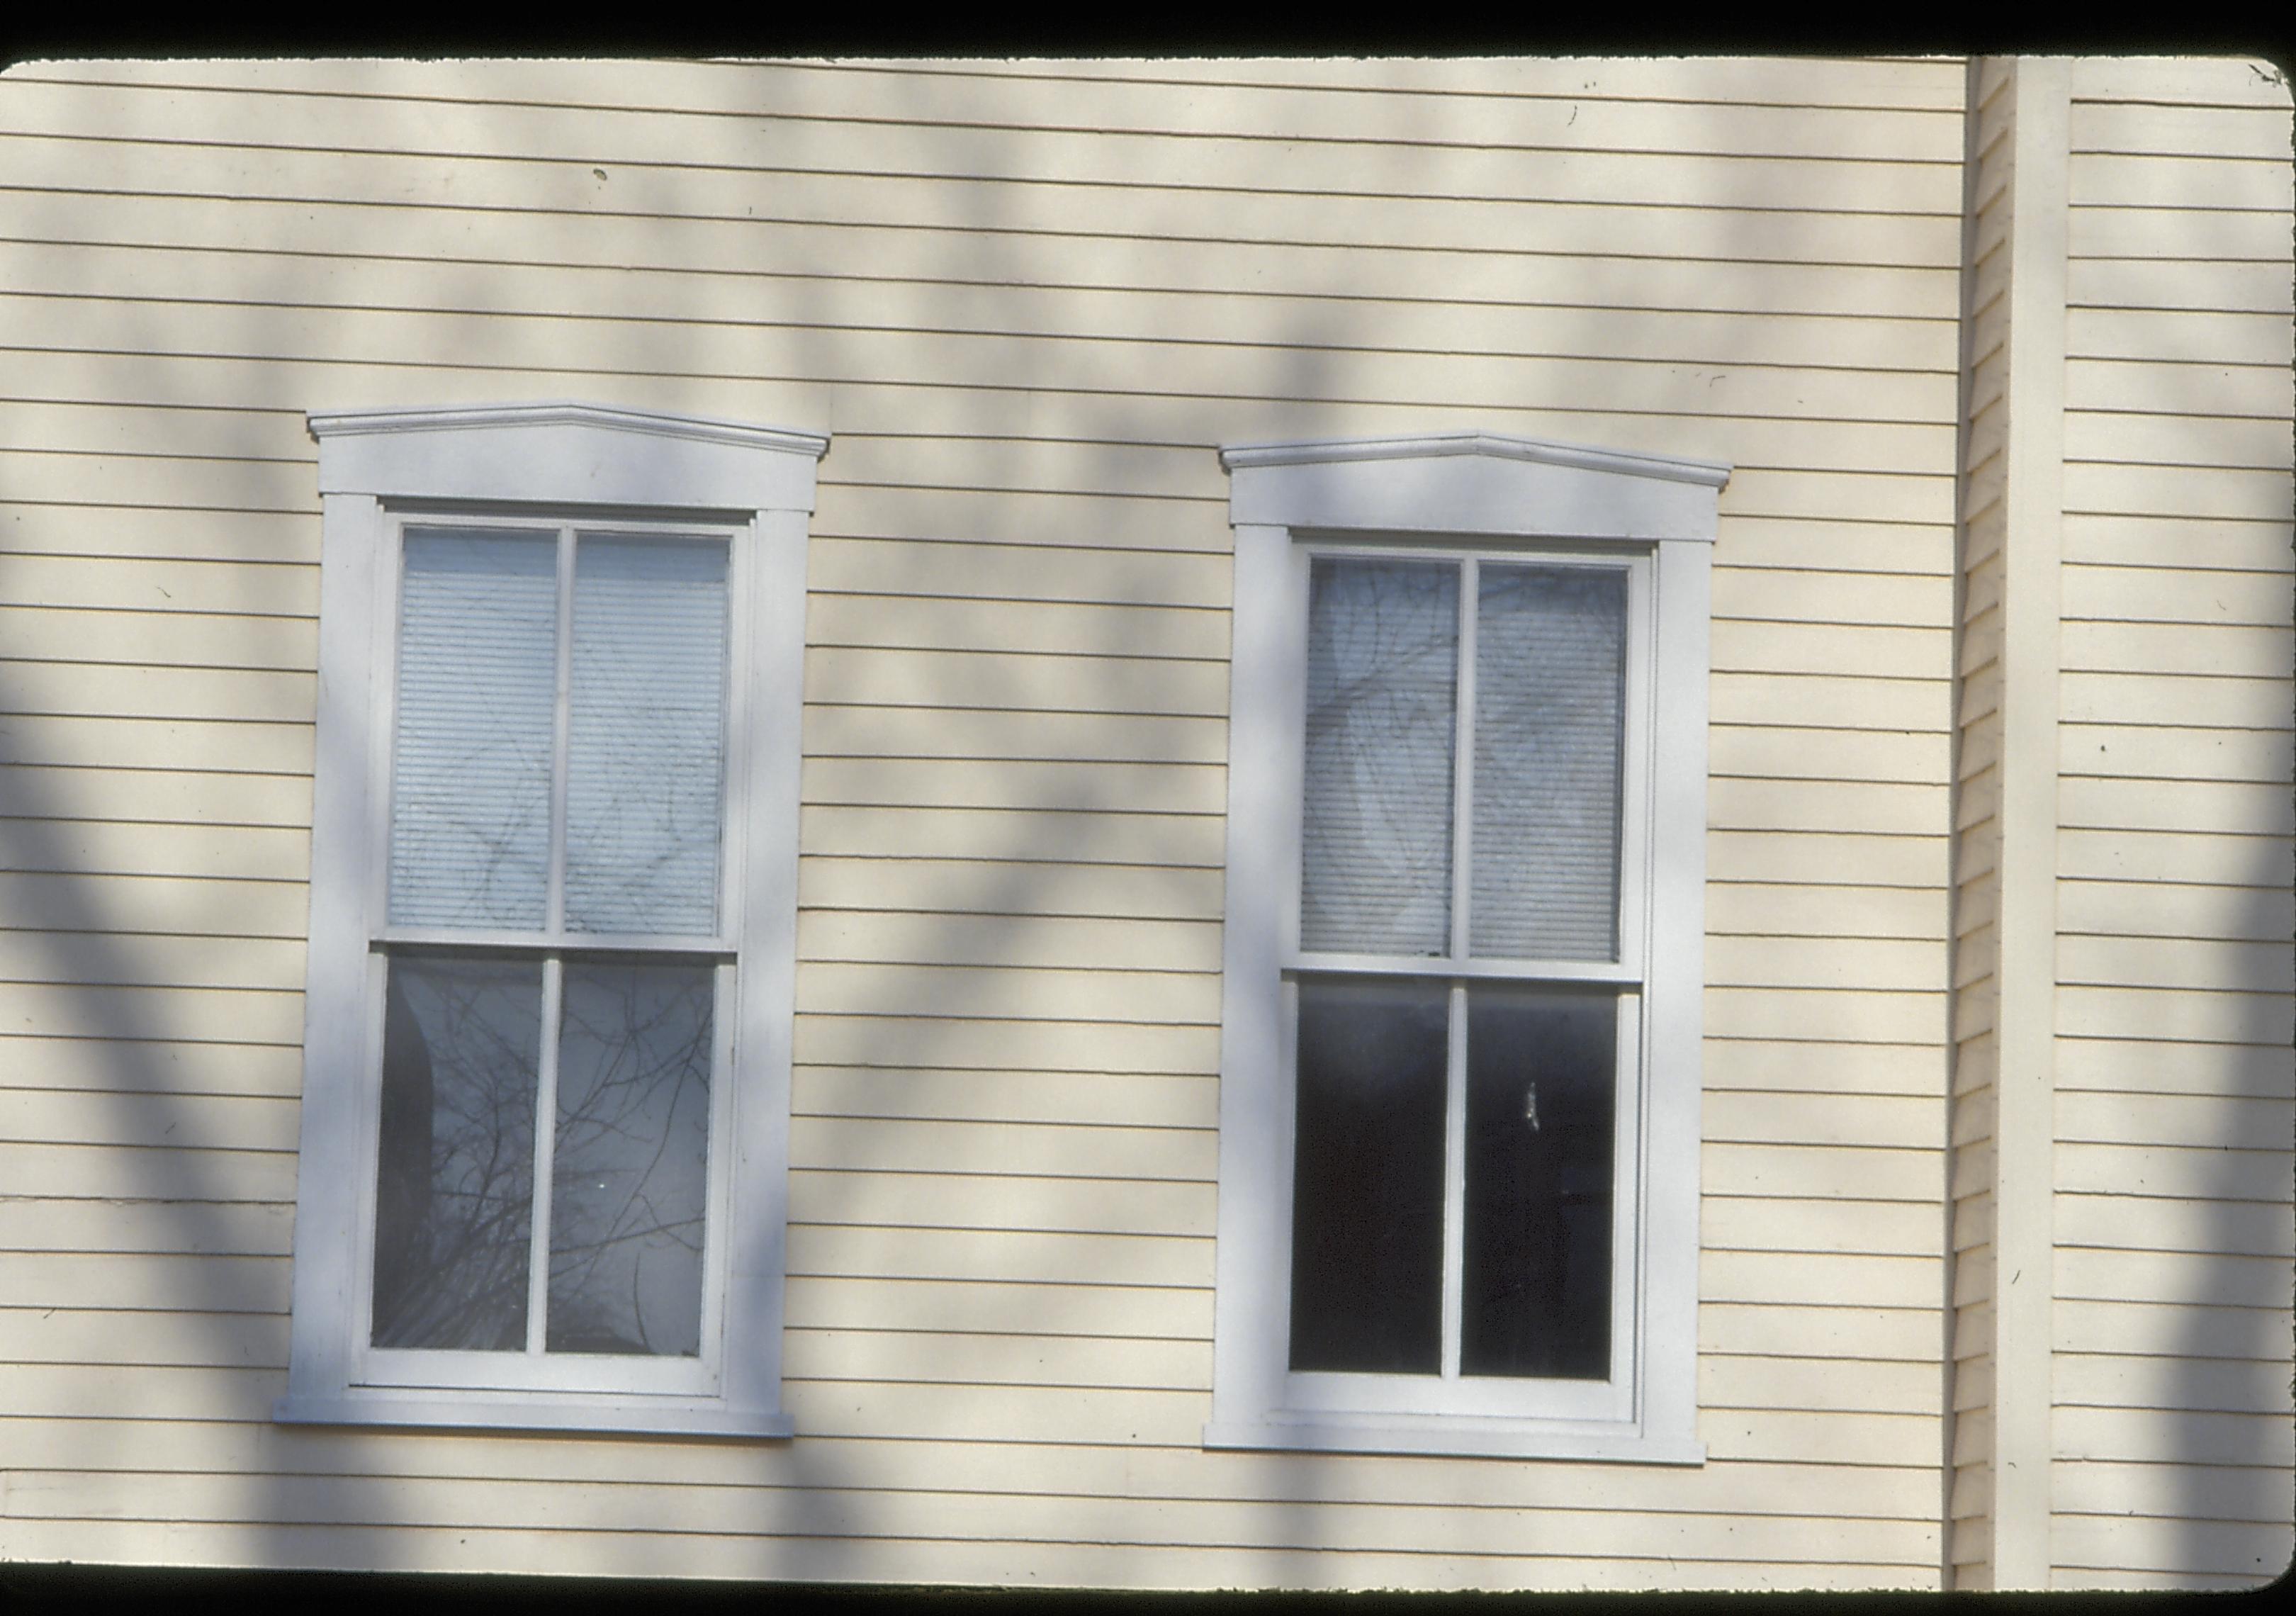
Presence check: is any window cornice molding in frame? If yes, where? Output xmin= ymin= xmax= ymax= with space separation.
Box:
xmin=1222 ymin=430 xmax=1731 ymax=488
xmin=1221 ymin=430 xmax=1731 ymax=543
xmin=308 ymin=401 xmax=831 ymax=512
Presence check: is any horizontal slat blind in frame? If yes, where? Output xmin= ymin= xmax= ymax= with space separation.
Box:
xmin=388 ymin=528 xmax=559 ymax=929
xmin=1300 ymin=559 xmax=1458 ymax=955
xmin=1470 ymin=565 xmax=1627 ymax=962
xmin=564 ymin=534 xmax=730 ymax=936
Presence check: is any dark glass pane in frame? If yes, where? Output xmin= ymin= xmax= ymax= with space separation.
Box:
xmin=1288 ymin=977 xmax=1448 ymax=1374
xmin=546 ymin=960 xmax=714 ymax=1356
xmin=1462 ymin=987 xmax=1616 ymax=1379
xmin=372 ymin=953 xmax=543 ymax=1351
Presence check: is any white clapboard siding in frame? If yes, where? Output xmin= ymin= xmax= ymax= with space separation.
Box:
xmin=4 ymin=52 xmax=1971 ymax=111
xmin=0 ymin=1515 xmax=1946 ymax=1594
xmin=0 ymin=1201 xmax=294 ymax=1259
xmin=794 ymin=1065 xmax=1230 ymax=1129
xmin=0 ymin=52 xmax=1987 ymax=1591
xmin=0 ymin=57 xmax=1970 ymax=155
xmin=0 ymin=290 xmax=1964 ymax=430
xmin=800 ymin=910 xmax=1223 ymax=974
xmin=2048 ymin=84 xmax=2278 ymax=1561
xmin=0 ymin=391 xmax=1959 ymax=500
xmin=785 ymin=1165 xmax=1214 ymax=1235
xmin=0 ymin=130 xmax=1969 ymax=265
xmin=796 ymin=804 xmax=1223 ymax=867
xmin=0 ymin=256 xmax=1968 ymax=382
xmin=2054 ymin=1036 xmax=2295 ymax=1099
xmin=0 ymin=1415 xmax=1957 ymax=1530
xmin=0 ymin=606 xmax=317 ymax=672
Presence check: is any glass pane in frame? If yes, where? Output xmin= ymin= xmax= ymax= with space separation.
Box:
xmin=1301 ymin=559 xmax=1458 ymax=956
xmin=1461 ymin=987 xmax=1616 ymax=1379
xmin=388 ymin=528 xmax=559 ymax=929
xmin=371 ymin=953 xmax=543 ymax=1351
xmin=565 ymin=537 xmax=731 ymax=935
xmin=1470 ymin=566 xmax=1627 ymax=961
xmin=1289 ymin=977 xmax=1448 ymax=1374
xmin=546 ymin=960 xmax=714 ymax=1356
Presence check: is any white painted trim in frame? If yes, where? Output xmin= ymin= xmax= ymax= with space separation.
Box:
xmin=1202 ymin=1420 xmax=1704 ymax=1465
xmin=1638 ymin=524 xmax=1713 ymax=1464
xmin=274 ymin=1396 xmax=794 ymax=1440
xmin=1987 ymin=55 xmax=2070 ymax=1594
xmin=310 ymin=400 xmax=832 ymax=458
xmin=1208 ymin=522 xmax=1305 ymax=1434
xmin=1220 ymin=430 xmax=1731 ymax=490
xmin=721 ymin=504 xmax=811 ymax=1423
xmin=1222 ymin=432 xmax=1727 ymax=546
xmin=310 ymin=400 xmax=830 ymax=513
xmin=286 ymin=493 xmax=388 ymax=1410
xmin=1209 ymin=433 xmax=1720 ymax=1464
xmin=1283 ymin=953 xmax=1641 ymax=982
xmin=284 ymin=403 xmax=819 ymax=1439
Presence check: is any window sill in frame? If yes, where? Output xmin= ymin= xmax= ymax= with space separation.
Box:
xmin=274 ymin=1393 xmax=794 ymax=1440
xmin=1202 ymin=1415 xmax=1705 ymax=1464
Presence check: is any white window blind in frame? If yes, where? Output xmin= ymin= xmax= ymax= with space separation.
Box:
xmin=1300 ymin=559 xmax=1458 ymax=955
xmin=388 ymin=529 xmax=560 ymax=929
xmin=565 ymin=536 xmax=730 ymax=936
xmin=1468 ymin=565 xmax=1627 ymax=961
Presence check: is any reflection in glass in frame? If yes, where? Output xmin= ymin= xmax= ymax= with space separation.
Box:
xmin=389 ymin=529 xmax=559 ymax=929
xmin=1470 ymin=566 xmax=1628 ymax=961
xmin=1289 ymin=977 xmax=1448 ymax=1374
xmin=371 ymin=953 xmax=543 ymax=1350
xmin=565 ymin=537 xmax=730 ymax=936
xmin=1463 ymin=988 xmax=1615 ymax=1379
xmin=1301 ymin=559 xmax=1458 ymax=955
xmin=546 ymin=961 xmax=714 ymax=1356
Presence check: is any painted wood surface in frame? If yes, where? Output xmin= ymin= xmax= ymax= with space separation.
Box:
xmin=0 ymin=51 xmax=2272 ymax=1593
xmin=2047 ymin=55 xmax=2295 ymax=1591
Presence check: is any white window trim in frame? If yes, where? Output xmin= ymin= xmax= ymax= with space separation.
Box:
xmin=1204 ymin=430 xmax=1726 ymax=1464
xmin=279 ymin=402 xmax=826 ymax=1438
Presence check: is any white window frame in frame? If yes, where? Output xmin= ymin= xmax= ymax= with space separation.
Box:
xmin=1205 ymin=431 xmax=1726 ymax=1463
xmin=278 ymin=402 xmax=826 ymax=1437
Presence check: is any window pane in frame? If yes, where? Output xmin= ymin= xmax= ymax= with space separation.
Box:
xmin=389 ymin=529 xmax=559 ymax=929
xmin=371 ymin=953 xmax=543 ymax=1351
xmin=1461 ymin=987 xmax=1615 ymax=1379
xmin=1289 ymin=977 xmax=1448 ymax=1374
xmin=565 ymin=537 xmax=730 ymax=935
xmin=1470 ymin=566 xmax=1627 ymax=961
xmin=546 ymin=960 xmax=714 ymax=1357
xmin=1301 ymin=559 xmax=1458 ymax=955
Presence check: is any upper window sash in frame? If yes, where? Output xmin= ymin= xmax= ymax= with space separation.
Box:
xmin=368 ymin=512 xmax=745 ymax=954
xmin=1283 ymin=541 xmax=1655 ymax=984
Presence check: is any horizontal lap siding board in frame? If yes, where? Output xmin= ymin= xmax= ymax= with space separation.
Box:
xmin=0 ymin=55 xmax=1966 ymax=1590
xmin=2049 ymin=60 xmax=2296 ymax=1591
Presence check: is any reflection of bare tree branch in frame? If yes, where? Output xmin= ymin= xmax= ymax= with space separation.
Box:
xmin=546 ymin=963 xmax=712 ymax=1356
xmin=371 ymin=953 xmax=716 ymax=1358
xmin=1305 ymin=559 xmax=1460 ymax=953
xmin=373 ymin=955 xmax=539 ymax=1352
xmin=370 ymin=532 xmax=730 ymax=1359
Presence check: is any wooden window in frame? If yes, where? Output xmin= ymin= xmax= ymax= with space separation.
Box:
xmin=1206 ymin=432 xmax=1724 ymax=1461
xmin=281 ymin=403 xmax=823 ymax=1437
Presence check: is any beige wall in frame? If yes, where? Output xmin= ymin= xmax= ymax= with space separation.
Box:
xmin=0 ymin=55 xmax=2272 ymax=1591
xmin=2049 ymin=56 xmax=2295 ymax=1593
xmin=1947 ymin=54 xmax=2295 ymax=1593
